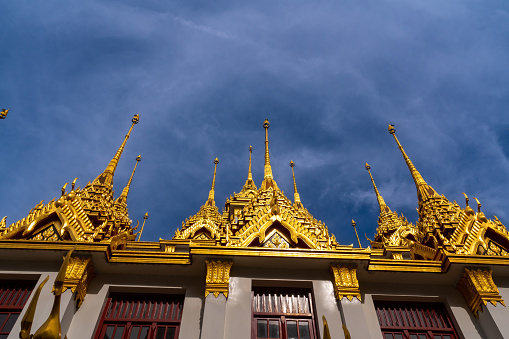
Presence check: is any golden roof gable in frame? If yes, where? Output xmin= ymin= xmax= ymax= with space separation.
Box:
xmin=372 ymin=125 xmax=509 ymax=259
xmin=0 ymin=115 xmax=141 ymax=244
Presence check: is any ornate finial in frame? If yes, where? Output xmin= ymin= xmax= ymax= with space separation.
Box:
xmin=32 ymin=247 xmax=74 ymax=339
xmin=137 ymin=212 xmax=149 ymax=241
xmin=351 ymin=219 xmax=362 ymax=248
xmin=61 ymin=183 xmax=68 ymax=197
xmin=92 ymin=114 xmax=140 ymax=186
xmin=388 ymin=124 xmax=395 ymax=134
xmin=462 ymin=192 xmax=469 ymax=207
xmin=289 ymin=160 xmax=302 ymax=207
xmin=462 ymin=192 xmax=475 ymax=216
xmin=118 ymin=155 xmax=142 ymax=203
xmin=19 ymin=275 xmax=50 ymax=339
xmin=71 ymin=178 xmax=77 ymax=191
xmin=365 ymin=163 xmax=388 ymax=213
xmin=0 ymin=108 xmax=9 ymax=119
xmin=263 ymin=119 xmax=273 ymax=181
xmin=207 ymin=158 xmax=219 ymax=205
xmin=388 ymin=124 xmax=437 ymax=202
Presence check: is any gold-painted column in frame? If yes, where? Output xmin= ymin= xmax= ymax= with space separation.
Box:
xmin=60 ymin=256 xmax=95 ymax=308
xmin=205 ymin=260 xmax=233 ymax=298
xmin=330 ymin=264 xmax=361 ymax=301
xmin=456 ymin=268 xmax=505 ymax=317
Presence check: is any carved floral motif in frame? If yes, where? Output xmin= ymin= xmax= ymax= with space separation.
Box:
xmin=456 ymin=268 xmax=505 ymax=317
xmin=205 ymin=260 xmax=233 ymax=298
xmin=330 ymin=264 xmax=361 ymax=301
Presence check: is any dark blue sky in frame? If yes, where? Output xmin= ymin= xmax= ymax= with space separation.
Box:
xmin=1 ymin=0 xmax=509 ymax=246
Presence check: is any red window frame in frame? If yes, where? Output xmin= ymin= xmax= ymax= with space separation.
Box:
xmin=0 ymin=280 xmax=36 ymax=338
xmin=251 ymin=287 xmax=317 ymax=339
xmin=94 ymin=293 xmax=184 ymax=339
xmin=374 ymin=301 xmax=459 ymax=339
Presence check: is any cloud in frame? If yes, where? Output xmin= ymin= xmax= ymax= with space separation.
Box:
xmin=1 ymin=0 xmax=508 ymax=246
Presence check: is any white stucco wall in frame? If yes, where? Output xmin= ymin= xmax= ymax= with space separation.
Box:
xmin=224 ymin=277 xmax=252 ymax=339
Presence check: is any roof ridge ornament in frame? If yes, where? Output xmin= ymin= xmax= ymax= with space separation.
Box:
xmin=388 ymin=124 xmax=437 ymax=202
xmin=92 ymin=114 xmax=139 ymax=186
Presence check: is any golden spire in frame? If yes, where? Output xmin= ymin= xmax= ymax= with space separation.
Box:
xmin=248 ymin=145 xmax=253 ymax=182
xmin=137 ymin=212 xmax=148 ymax=241
xmin=290 ymin=160 xmax=302 ymax=207
xmin=241 ymin=146 xmax=257 ymax=192
xmin=365 ymin=163 xmax=389 ymax=214
xmin=263 ymin=119 xmax=273 ymax=181
xmin=206 ymin=158 xmax=219 ymax=206
xmin=388 ymin=124 xmax=437 ymax=201
xmin=261 ymin=119 xmax=278 ymax=190
xmin=118 ymin=155 xmax=141 ymax=203
xmin=351 ymin=219 xmax=362 ymax=248
xmin=93 ymin=114 xmax=139 ymax=186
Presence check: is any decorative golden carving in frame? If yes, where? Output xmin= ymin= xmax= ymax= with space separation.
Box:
xmin=60 ymin=256 xmax=95 ymax=308
xmin=205 ymin=260 xmax=233 ymax=298
xmin=263 ymin=232 xmax=290 ymax=249
xmin=456 ymin=268 xmax=505 ymax=317
xmin=330 ymin=264 xmax=361 ymax=301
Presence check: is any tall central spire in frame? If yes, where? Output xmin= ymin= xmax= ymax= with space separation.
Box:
xmin=365 ymin=163 xmax=389 ymax=214
xmin=93 ymin=114 xmax=139 ymax=186
xmin=206 ymin=158 xmax=219 ymax=206
xmin=263 ymin=119 xmax=273 ymax=180
xmin=388 ymin=124 xmax=437 ymax=202
xmin=261 ymin=119 xmax=278 ymax=190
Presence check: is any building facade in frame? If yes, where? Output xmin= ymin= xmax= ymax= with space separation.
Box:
xmin=0 ymin=117 xmax=508 ymax=339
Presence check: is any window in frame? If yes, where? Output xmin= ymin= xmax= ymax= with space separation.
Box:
xmin=374 ymin=301 xmax=459 ymax=339
xmin=94 ymin=293 xmax=184 ymax=339
xmin=252 ymin=288 xmax=317 ymax=339
xmin=0 ymin=280 xmax=36 ymax=339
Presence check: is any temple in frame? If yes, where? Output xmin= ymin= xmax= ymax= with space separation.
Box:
xmin=0 ymin=118 xmax=508 ymax=339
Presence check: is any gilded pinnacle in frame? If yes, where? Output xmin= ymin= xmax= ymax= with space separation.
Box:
xmin=263 ymin=119 xmax=273 ymax=180
xmin=93 ymin=114 xmax=140 ymax=186
xmin=248 ymin=146 xmax=253 ymax=181
xmin=351 ymin=219 xmax=362 ymax=248
xmin=365 ymin=163 xmax=388 ymax=213
xmin=207 ymin=157 xmax=219 ymax=205
xmin=290 ymin=160 xmax=302 ymax=206
xmin=138 ymin=212 xmax=149 ymax=241
xmin=119 ymin=155 xmax=142 ymax=202
xmin=388 ymin=124 xmax=437 ymax=201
